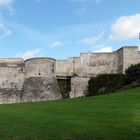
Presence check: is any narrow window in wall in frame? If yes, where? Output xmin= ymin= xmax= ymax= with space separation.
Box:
xmin=52 ymin=64 xmax=55 ymax=74
xmin=52 ymin=69 xmax=54 ymax=74
xmin=39 ymin=69 xmax=41 ymax=75
xmin=18 ymin=68 xmax=24 ymax=74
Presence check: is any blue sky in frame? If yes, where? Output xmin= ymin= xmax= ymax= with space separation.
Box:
xmin=0 ymin=0 xmax=140 ymax=59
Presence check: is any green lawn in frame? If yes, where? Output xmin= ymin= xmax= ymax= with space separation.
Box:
xmin=0 ymin=88 xmax=140 ymax=140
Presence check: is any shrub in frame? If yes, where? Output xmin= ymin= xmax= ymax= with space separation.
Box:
xmin=57 ymin=79 xmax=71 ymax=99
xmin=125 ymin=63 xmax=140 ymax=84
xmin=88 ymin=74 xmax=125 ymax=96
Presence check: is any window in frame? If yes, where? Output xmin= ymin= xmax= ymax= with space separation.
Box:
xmin=52 ymin=69 xmax=54 ymax=74
xmin=39 ymin=69 xmax=41 ymax=75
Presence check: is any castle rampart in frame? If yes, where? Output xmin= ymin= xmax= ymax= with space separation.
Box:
xmin=0 ymin=58 xmax=25 ymax=104
xmin=0 ymin=46 xmax=139 ymax=104
xmin=56 ymin=46 xmax=140 ymax=98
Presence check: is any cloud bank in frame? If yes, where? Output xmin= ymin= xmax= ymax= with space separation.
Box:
xmin=15 ymin=49 xmax=45 ymax=59
xmin=109 ymin=13 xmax=140 ymax=41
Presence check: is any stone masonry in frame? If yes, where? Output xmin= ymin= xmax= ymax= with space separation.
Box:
xmin=0 ymin=46 xmax=140 ymax=104
xmin=56 ymin=46 xmax=140 ymax=98
xmin=0 ymin=58 xmax=61 ymax=104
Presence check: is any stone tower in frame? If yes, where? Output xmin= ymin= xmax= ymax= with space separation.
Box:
xmin=22 ymin=58 xmax=61 ymax=102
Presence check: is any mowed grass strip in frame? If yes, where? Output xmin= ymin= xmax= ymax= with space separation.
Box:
xmin=0 ymin=88 xmax=140 ymax=140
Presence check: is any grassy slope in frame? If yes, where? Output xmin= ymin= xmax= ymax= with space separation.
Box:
xmin=0 ymin=88 xmax=140 ymax=140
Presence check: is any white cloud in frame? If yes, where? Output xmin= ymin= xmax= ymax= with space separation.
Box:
xmin=109 ymin=13 xmax=140 ymax=41
xmin=50 ymin=41 xmax=64 ymax=48
xmin=0 ymin=22 xmax=12 ymax=39
xmin=0 ymin=0 xmax=15 ymax=15
xmin=81 ymin=31 xmax=104 ymax=45
xmin=0 ymin=0 xmax=14 ymax=40
xmin=90 ymin=44 xmax=112 ymax=52
xmin=15 ymin=49 xmax=45 ymax=59
xmin=94 ymin=47 xmax=112 ymax=52
xmin=0 ymin=0 xmax=13 ymax=6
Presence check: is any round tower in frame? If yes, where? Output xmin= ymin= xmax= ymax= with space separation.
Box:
xmin=25 ymin=57 xmax=56 ymax=77
xmin=22 ymin=58 xmax=61 ymax=102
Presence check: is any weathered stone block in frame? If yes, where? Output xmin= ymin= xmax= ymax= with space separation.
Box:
xmin=22 ymin=76 xmax=61 ymax=102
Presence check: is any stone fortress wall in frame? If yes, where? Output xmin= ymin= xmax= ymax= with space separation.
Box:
xmin=56 ymin=46 xmax=140 ymax=77
xmin=56 ymin=46 xmax=140 ymax=98
xmin=0 ymin=58 xmax=61 ymax=104
xmin=0 ymin=58 xmax=25 ymax=104
xmin=0 ymin=46 xmax=139 ymax=104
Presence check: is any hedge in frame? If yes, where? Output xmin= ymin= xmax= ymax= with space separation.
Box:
xmin=125 ymin=63 xmax=140 ymax=84
xmin=88 ymin=74 xmax=126 ymax=96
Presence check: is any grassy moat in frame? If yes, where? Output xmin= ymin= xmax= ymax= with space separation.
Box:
xmin=0 ymin=88 xmax=140 ymax=140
